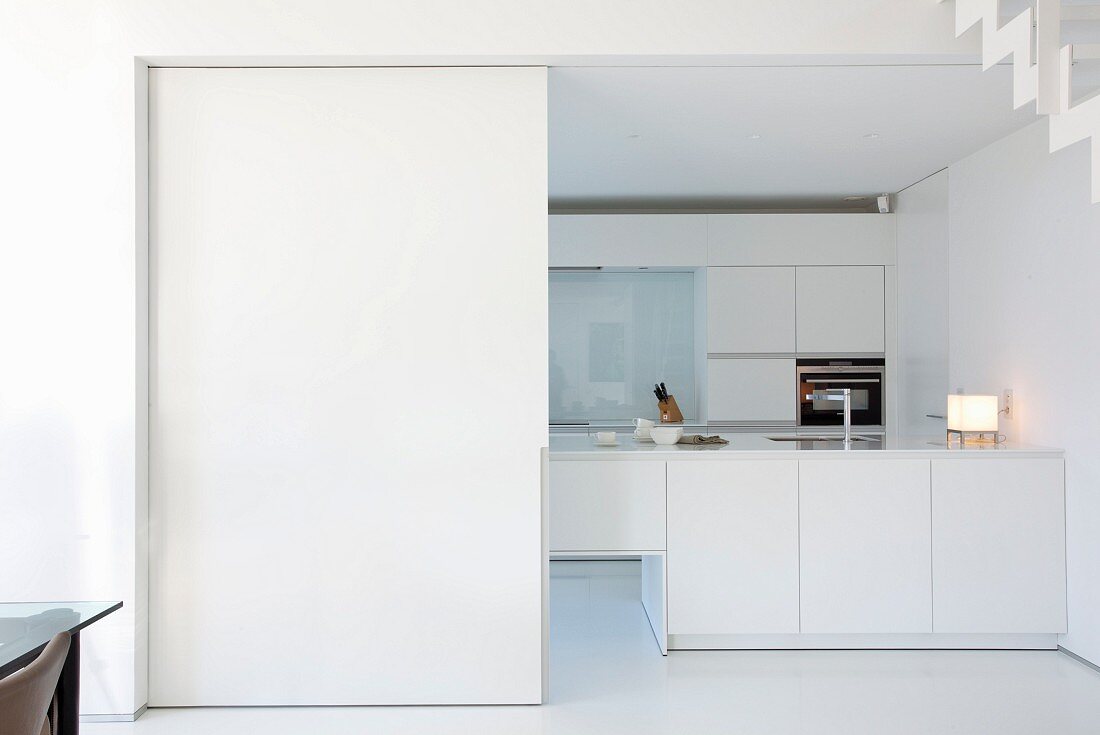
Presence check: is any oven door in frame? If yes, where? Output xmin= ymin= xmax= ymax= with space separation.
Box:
xmin=798 ymin=372 xmax=883 ymax=427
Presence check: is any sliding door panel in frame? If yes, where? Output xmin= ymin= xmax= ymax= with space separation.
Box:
xmin=149 ymin=67 xmax=547 ymax=705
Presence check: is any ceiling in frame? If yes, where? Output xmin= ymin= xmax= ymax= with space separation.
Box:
xmin=548 ymin=65 xmax=1040 ymax=210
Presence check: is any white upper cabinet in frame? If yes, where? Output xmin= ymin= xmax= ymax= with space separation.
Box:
xmin=796 ymin=266 xmax=885 ymax=353
xmin=799 ymin=459 xmax=932 ymax=633
xmin=549 ymin=214 xmax=707 ymax=267
xmin=931 ymin=458 xmax=1067 ymax=634
xmin=707 ymin=267 xmax=795 ymax=354
xmin=707 ymin=214 xmax=896 ymax=266
xmin=550 ymin=213 xmax=896 ymax=269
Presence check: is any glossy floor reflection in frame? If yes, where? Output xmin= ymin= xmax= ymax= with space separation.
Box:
xmin=88 ymin=560 xmax=1100 ymax=735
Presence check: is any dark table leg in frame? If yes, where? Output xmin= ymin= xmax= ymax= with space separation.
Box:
xmin=56 ymin=631 xmax=80 ymax=735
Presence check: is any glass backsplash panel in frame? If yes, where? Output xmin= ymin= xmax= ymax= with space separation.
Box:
xmin=550 ymin=272 xmax=695 ymax=423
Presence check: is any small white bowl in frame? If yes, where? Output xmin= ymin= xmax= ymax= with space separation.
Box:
xmin=650 ymin=426 xmax=684 ymax=445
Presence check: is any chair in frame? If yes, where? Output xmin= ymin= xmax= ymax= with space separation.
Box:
xmin=0 ymin=632 xmax=70 ymax=735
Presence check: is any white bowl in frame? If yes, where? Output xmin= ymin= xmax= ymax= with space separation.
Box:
xmin=650 ymin=426 xmax=683 ymax=445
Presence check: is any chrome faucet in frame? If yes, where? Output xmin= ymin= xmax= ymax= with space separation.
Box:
xmin=805 ymin=388 xmax=852 ymax=445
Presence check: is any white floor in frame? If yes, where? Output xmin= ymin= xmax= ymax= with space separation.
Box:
xmin=88 ymin=560 xmax=1100 ymax=735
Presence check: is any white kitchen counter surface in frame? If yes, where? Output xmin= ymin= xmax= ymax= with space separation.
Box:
xmin=549 ymin=433 xmax=1063 ymax=460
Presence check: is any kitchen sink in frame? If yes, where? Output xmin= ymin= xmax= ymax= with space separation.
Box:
xmin=766 ymin=435 xmax=879 ymax=442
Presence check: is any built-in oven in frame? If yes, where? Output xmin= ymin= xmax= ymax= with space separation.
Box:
xmin=796 ymin=359 xmax=885 ymax=428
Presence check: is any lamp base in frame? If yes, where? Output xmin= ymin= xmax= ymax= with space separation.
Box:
xmin=946 ymin=429 xmax=1004 ymax=445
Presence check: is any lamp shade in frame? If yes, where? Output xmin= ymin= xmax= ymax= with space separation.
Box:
xmin=947 ymin=394 xmax=999 ymax=433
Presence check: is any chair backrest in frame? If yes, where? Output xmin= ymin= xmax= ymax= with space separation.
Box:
xmin=0 ymin=632 xmax=70 ymax=735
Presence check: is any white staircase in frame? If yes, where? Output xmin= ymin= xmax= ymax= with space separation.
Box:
xmin=943 ymin=0 xmax=1100 ymax=202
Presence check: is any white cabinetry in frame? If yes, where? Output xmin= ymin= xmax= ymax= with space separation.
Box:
xmin=796 ymin=266 xmax=885 ymax=353
xmin=799 ymin=460 xmax=932 ymax=633
xmin=707 ymin=358 xmax=795 ymax=423
xmin=931 ymin=459 xmax=1067 ymax=633
xmin=550 ymin=449 xmax=1067 ymax=649
xmin=706 ymin=267 xmax=795 ymax=353
xmin=707 ymin=214 xmax=896 ymax=266
xmin=896 ymin=170 xmax=949 ymax=435
xmin=549 ymin=460 xmax=666 ymax=552
xmin=549 ymin=214 xmax=707 ymax=267
xmin=667 ymin=460 xmax=800 ymax=634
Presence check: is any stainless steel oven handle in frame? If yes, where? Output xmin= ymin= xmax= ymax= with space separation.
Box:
xmin=796 ymin=365 xmax=885 ymax=374
xmin=799 ymin=378 xmax=880 ymax=384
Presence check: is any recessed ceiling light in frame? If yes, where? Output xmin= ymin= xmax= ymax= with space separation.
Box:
xmin=863 ymin=132 xmax=881 ymax=139
xmin=843 ymin=195 xmax=869 ymax=202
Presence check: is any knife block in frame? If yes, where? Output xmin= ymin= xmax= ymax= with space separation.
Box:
xmin=658 ymin=395 xmax=684 ymax=423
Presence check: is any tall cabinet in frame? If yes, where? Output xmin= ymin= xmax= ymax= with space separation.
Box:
xmin=895 ymin=170 xmax=950 ymax=435
xmin=795 ymin=266 xmax=885 ymax=354
xmin=706 ymin=214 xmax=893 ymax=425
xmin=707 ymin=260 xmax=889 ymax=424
xmin=706 ymin=266 xmax=797 ymax=423
xmin=707 ymin=266 xmax=795 ymax=353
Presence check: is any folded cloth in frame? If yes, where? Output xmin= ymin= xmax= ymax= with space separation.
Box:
xmin=677 ymin=434 xmax=729 ymax=445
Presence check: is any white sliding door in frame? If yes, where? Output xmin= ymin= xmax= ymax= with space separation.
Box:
xmin=149 ymin=68 xmax=548 ymax=705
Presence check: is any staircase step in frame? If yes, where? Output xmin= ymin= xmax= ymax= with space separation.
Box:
xmin=953 ymin=0 xmax=1100 ymax=201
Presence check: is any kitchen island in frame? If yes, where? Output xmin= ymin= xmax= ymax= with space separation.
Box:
xmin=548 ymin=434 xmax=1066 ymax=655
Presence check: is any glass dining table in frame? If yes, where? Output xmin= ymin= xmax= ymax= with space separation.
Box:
xmin=0 ymin=602 xmax=122 ymax=734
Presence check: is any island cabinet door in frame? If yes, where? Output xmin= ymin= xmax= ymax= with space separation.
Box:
xmin=798 ymin=460 xmax=932 ymax=633
xmin=667 ymin=460 xmax=800 ymax=634
xmin=931 ymin=458 xmax=1067 ymax=633
xmin=549 ymin=461 xmax=666 ymax=552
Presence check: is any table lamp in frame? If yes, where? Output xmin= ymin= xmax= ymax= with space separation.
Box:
xmin=946 ymin=394 xmax=1000 ymax=444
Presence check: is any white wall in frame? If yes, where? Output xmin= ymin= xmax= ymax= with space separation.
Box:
xmin=0 ymin=0 xmax=975 ymax=716
xmin=948 ymin=119 xmax=1100 ymax=665
xmin=895 ymin=170 xmax=950 ymax=436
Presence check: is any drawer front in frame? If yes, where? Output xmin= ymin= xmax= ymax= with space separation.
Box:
xmin=549 ymin=461 xmax=666 ymax=552
xmin=708 ymin=358 xmax=796 ymax=423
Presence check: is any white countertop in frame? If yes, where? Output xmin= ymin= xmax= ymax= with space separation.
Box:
xmin=549 ymin=433 xmax=1063 ymax=460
